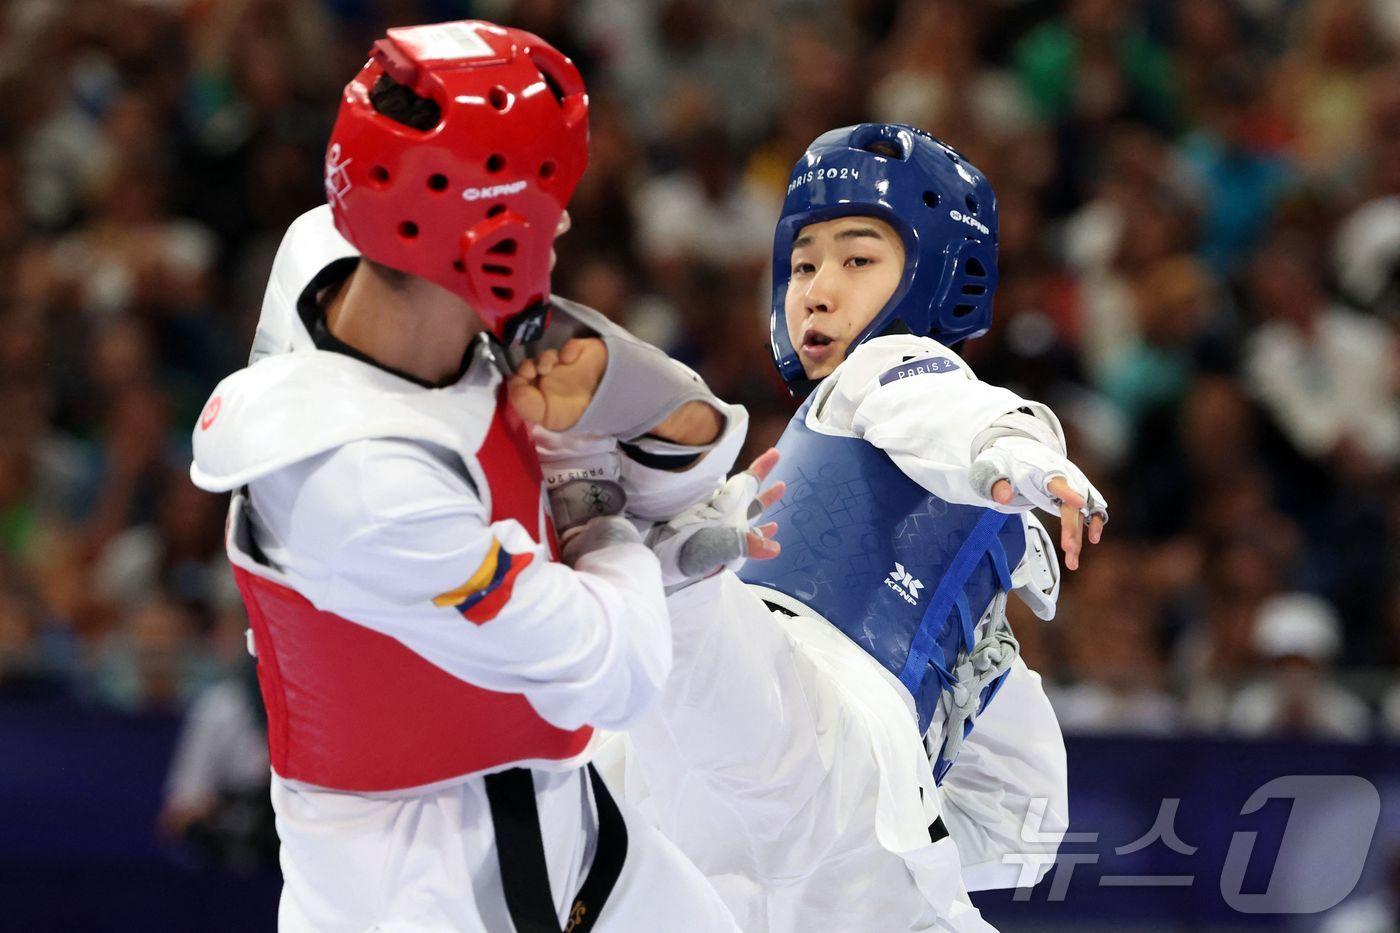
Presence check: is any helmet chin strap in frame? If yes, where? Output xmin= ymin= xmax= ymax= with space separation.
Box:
xmin=499 ymin=300 xmax=553 ymax=352
xmin=873 ymin=316 xmax=913 ymax=340
xmin=785 ymin=376 xmax=821 ymax=401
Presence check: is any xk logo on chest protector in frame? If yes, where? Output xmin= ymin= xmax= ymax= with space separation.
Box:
xmin=885 ymin=562 xmax=924 ymax=604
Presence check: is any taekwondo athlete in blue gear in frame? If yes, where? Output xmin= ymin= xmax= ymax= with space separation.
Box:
xmin=592 ymin=124 xmax=1108 ymax=932
xmin=741 ymin=123 xmax=1074 ymax=779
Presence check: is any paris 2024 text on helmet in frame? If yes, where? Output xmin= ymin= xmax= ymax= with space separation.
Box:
xmin=324 ymin=21 xmax=588 ymax=337
xmin=770 ymin=123 xmax=999 ymax=389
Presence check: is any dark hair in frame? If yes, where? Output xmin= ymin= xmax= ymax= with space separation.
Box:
xmin=369 ymin=74 xmax=442 ymax=131
xmin=862 ymin=140 xmax=903 ymax=159
xmin=359 ymin=75 xmax=441 ymax=290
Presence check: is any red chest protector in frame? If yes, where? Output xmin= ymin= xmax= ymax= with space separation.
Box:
xmin=230 ymin=390 xmax=590 ymax=793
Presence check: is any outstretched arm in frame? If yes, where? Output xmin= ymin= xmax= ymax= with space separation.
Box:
xmin=824 ymin=336 xmax=1108 ymax=569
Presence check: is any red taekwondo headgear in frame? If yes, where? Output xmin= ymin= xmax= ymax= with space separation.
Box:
xmin=324 ymin=21 xmax=589 ymax=336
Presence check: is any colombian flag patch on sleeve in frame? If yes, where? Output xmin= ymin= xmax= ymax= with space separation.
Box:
xmin=432 ymin=538 xmax=534 ymax=625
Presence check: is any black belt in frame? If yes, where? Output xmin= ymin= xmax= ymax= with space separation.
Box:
xmin=484 ymin=764 xmax=628 ymax=933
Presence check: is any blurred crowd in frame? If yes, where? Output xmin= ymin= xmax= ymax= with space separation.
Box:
xmin=0 ymin=0 xmax=1398 ymax=762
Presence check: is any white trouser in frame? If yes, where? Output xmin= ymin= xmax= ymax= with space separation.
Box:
xmin=271 ymin=765 xmax=738 ymax=932
xmin=597 ymin=572 xmax=1066 ymax=933
xmin=938 ymin=653 xmax=1069 ymax=892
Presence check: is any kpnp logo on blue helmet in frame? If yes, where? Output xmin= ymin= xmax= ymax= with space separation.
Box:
xmin=770 ymin=123 xmax=999 ymax=388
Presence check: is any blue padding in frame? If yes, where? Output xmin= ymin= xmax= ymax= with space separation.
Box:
xmin=897 ymin=509 xmax=1010 ymax=697
xmin=955 ymin=592 xmax=973 ymax=645
xmin=988 ymin=536 xmax=1014 ymax=591
xmin=742 ymin=396 xmax=1027 ymax=733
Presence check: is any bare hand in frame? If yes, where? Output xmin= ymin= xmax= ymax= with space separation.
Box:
xmin=990 ymin=475 xmax=1105 ymax=571
xmin=507 ymin=337 xmax=608 ymax=431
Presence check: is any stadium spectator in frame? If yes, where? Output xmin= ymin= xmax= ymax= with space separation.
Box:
xmin=0 ymin=0 xmax=1392 ymax=749
xmin=1226 ymin=592 xmax=1372 ymax=741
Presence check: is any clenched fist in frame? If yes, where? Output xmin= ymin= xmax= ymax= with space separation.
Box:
xmin=507 ymin=337 xmax=608 ymax=431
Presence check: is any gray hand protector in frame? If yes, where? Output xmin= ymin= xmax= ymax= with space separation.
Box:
xmin=572 ymin=333 xmax=716 ymax=441
xmin=645 ymin=471 xmax=764 ymax=591
xmin=560 ymin=515 xmax=643 ymax=567
xmin=542 ymin=296 xmax=721 ymax=443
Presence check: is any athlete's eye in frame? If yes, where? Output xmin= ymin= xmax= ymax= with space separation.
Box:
xmin=792 ymin=261 xmax=815 ymax=276
xmin=846 ymin=256 xmax=873 ymax=268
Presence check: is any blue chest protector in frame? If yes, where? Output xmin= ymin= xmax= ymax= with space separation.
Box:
xmin=738 ymin=394 xmax=1026 ymax=778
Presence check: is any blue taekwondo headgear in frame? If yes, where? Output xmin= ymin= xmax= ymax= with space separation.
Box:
xmin=770 ymin=123 xmax=1000 ymax=388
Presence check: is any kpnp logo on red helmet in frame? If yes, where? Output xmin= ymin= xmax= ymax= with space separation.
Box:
xmin=463 ymin=181 xmax=528 ymax=201
xmin=325 ymin=20 xmax=589 ymax=336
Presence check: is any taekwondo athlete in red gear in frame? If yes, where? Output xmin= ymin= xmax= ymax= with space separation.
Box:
xmin=599 ymin=125 xmax=1110 ymax=933
xmin=189 ymin=22 xmax=744 ymax=932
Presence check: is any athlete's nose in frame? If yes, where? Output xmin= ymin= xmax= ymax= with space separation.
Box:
xmin=804 ymin=265 xmax=836 ymax=315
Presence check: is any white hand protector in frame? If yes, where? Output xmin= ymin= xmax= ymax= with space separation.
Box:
xmin=969 ymin=435 xmax=1109 ymax=522
xmin=533 ymin=428 xmax=626 ymax=538
xmin=644 ymin=471 xmax=764 ymax=591
xmin=968 ymin=405 xmax=1109 ymax=523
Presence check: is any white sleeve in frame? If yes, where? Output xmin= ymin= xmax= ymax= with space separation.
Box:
xmin=250 ymin=438 xmax=672 ymax=733
xmin=819 ymin=337 xmax=1039 ymax=509
xmin=619 ymin=401 xmax=748 ymax=520
xmin=937 ymin=658 xmax=1069 ymax=891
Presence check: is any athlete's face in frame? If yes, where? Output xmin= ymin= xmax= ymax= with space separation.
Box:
xmin=784 ymin=216 xmax=906 ymax=379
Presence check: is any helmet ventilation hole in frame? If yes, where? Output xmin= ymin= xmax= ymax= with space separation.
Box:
xmin=452 ymin=260 xmax=466 ymax=272
xmin=965 ymin=257 xmax=987 ymax=277
xmin=369 ymin=165 xmax=390 ymax=185
xmin=961 ymin=283 xmax=987 ymax=296
xmin=486 ymin=154 xmax=506 ymax=173
xmin=486 ymin=203 xmax=507 ymax=218
xmin=860 ymin=140 xmax=904 ymax=159
xmin=528 ymin=53 xmax=568 ymax=106
xmin=952 ymin=303 xmax=975 ymax=317
xmin=488 ymin=239 xmax=518 ymax=256
xmin=964 ymin=195 xmax=979 ymax=214
xmin=923 ymin=191 xmax=940 ymax=208
xmin=538 ymin=160 xmax=556 ymax=179
xmin=488 ymin=86 xmax=510 ymax=110
xmin=428 ymin=173 xmax=448 ymax=192
xmin=491 ymin=286 xmax=515 ymax=301
xmin=483 ymin=263 xmax=512 ymax=277
xmin=398 ymin=221 xmax=419 ymax=239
